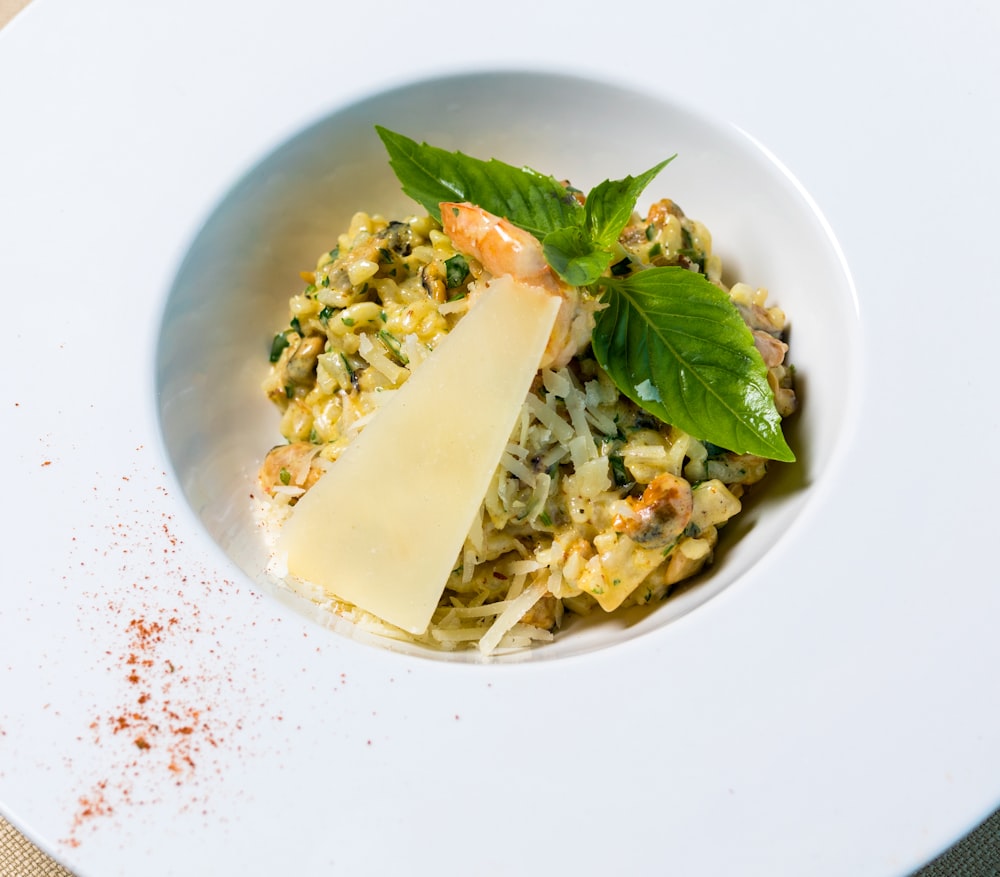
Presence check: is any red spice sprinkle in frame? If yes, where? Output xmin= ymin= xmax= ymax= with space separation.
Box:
xmin=65 ymin=782 xmax=113 ymax=848
xmin=62 ymin=461 xmax=289 ymax=849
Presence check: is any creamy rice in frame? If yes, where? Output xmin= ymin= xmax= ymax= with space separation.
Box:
xmin=258 ymin=198 xmax=796 ymax=653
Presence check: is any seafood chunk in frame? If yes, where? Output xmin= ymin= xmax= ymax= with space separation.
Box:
xmin=259 ymin=442 xmax=325 ymax=496
xmin=440 ymin=202 xmax=559 ymax=291
xmin=519 ymin=591 xmax=559 ymax=630
xmin=753 ymin=329 xmax=789 ymax=368
xmin=285 ymin=335 xmax=326 ymax=385
xmin=440 ymin=202 xmax=593 ymax=369
xmin=612 ymin=471 xmax=693 ymax=549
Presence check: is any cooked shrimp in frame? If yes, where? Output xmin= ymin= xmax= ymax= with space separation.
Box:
xmin=439 ymin=202 xmax=593 ymax=368
xmin=259 ymin=442 xmax=325 ymax=496
xmin=440 ymin=202 xmax=559 ymax=291
xmin=613 ymin=471 xmax=693 ymax=549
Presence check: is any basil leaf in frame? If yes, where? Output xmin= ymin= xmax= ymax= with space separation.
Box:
xmin=585 ymin=158 xmax=674 ymax=248
xmin=375 ymin=127 xmax=583 ymax=238
xmin=593 ymin=268 xmax=794 ymax=462
xmin=542 ymin=226 xmax=615 ymax=287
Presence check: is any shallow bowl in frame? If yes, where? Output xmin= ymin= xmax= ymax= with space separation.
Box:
xmin=155 ymin=69 xmax=860 ymax=662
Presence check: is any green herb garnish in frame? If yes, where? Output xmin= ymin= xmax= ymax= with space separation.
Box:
xmin=375 ymin=127 xmax=794 ymax=462
xmin=378 ymin=329 xmax=409 ymax=365
xmin=609 ymin=453 xmax=632 ymax=488
xmin=444 ymin=253 xmax=470 ymax=288
xmin=269 ymin=332 xmax=291 ymax=363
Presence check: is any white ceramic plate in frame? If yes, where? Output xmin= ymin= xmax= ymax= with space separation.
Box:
xmin=3 ymin=2 xmax=999 ymax=876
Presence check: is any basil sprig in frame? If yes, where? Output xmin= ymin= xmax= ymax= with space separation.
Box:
xmin=375 ymin=127 xmax=795 ymax=462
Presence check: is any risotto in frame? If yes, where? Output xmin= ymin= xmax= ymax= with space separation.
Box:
xmin=258 ymin=184 xmax=796 ymax=654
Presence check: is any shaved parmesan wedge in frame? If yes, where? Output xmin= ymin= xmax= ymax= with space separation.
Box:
xmin=278 ymin=276 xmax=562 ymax=634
